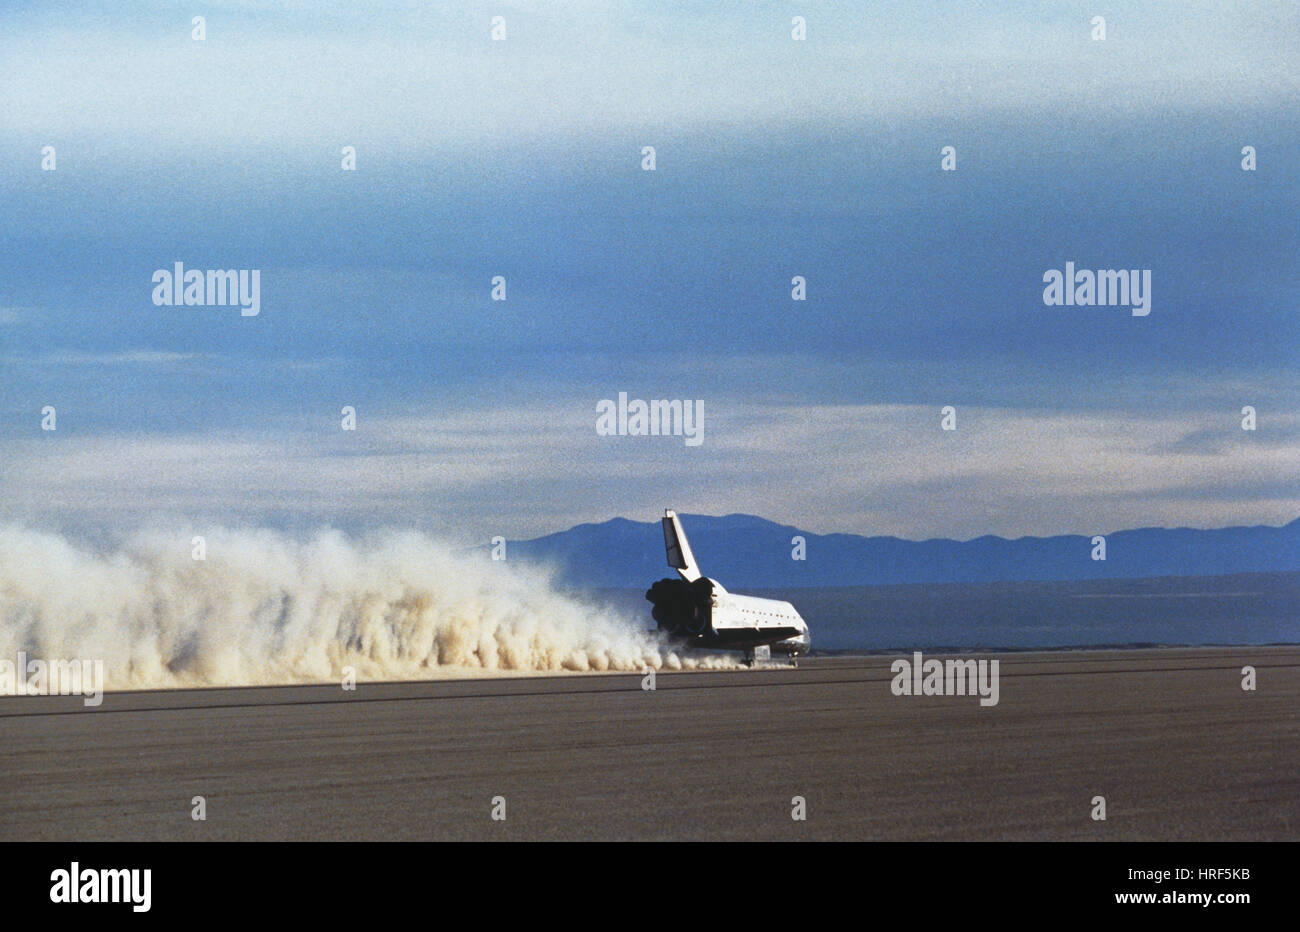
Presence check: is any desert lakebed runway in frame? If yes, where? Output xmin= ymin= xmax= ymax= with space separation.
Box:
xmin=2 ymin=647 xmax=1297 ymax=841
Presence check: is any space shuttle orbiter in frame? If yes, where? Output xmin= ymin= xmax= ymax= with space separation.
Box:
xmin=646 ymin=510 xmax=811 ymax=665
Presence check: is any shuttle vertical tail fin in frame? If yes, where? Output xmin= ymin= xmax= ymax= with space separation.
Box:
xmin=662 ymin=509 xmax=702 ymax=582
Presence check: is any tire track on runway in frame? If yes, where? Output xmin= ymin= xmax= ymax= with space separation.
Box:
xmin=2 ymin=659 xmax=1297 ymax=719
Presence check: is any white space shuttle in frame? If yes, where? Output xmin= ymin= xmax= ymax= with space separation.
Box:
xmin=645 ymin=510 xmax=811 ymax=665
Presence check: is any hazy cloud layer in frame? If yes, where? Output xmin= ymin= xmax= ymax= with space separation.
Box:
xmin=4 ymin=400 xmax=1296 ymax=542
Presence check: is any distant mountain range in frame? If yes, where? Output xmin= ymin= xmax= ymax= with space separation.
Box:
xmin=508 ymin=514 xmax=1300 ymax=589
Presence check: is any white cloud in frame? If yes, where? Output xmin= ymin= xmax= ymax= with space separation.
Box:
xmin=2 ymin=400 xmax=1295 ymax=543
xmin=1 ymin=3 xmax=1293 ymax=157
xmin=20 ymin=350 xmax=203 ymax=366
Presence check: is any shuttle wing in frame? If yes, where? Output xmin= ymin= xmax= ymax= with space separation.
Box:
xmin=662 ymin=509 xmax=702 ymax=582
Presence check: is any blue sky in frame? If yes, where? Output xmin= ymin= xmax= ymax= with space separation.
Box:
xmin=0 ymin=1 xmax=1296 ymax=542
